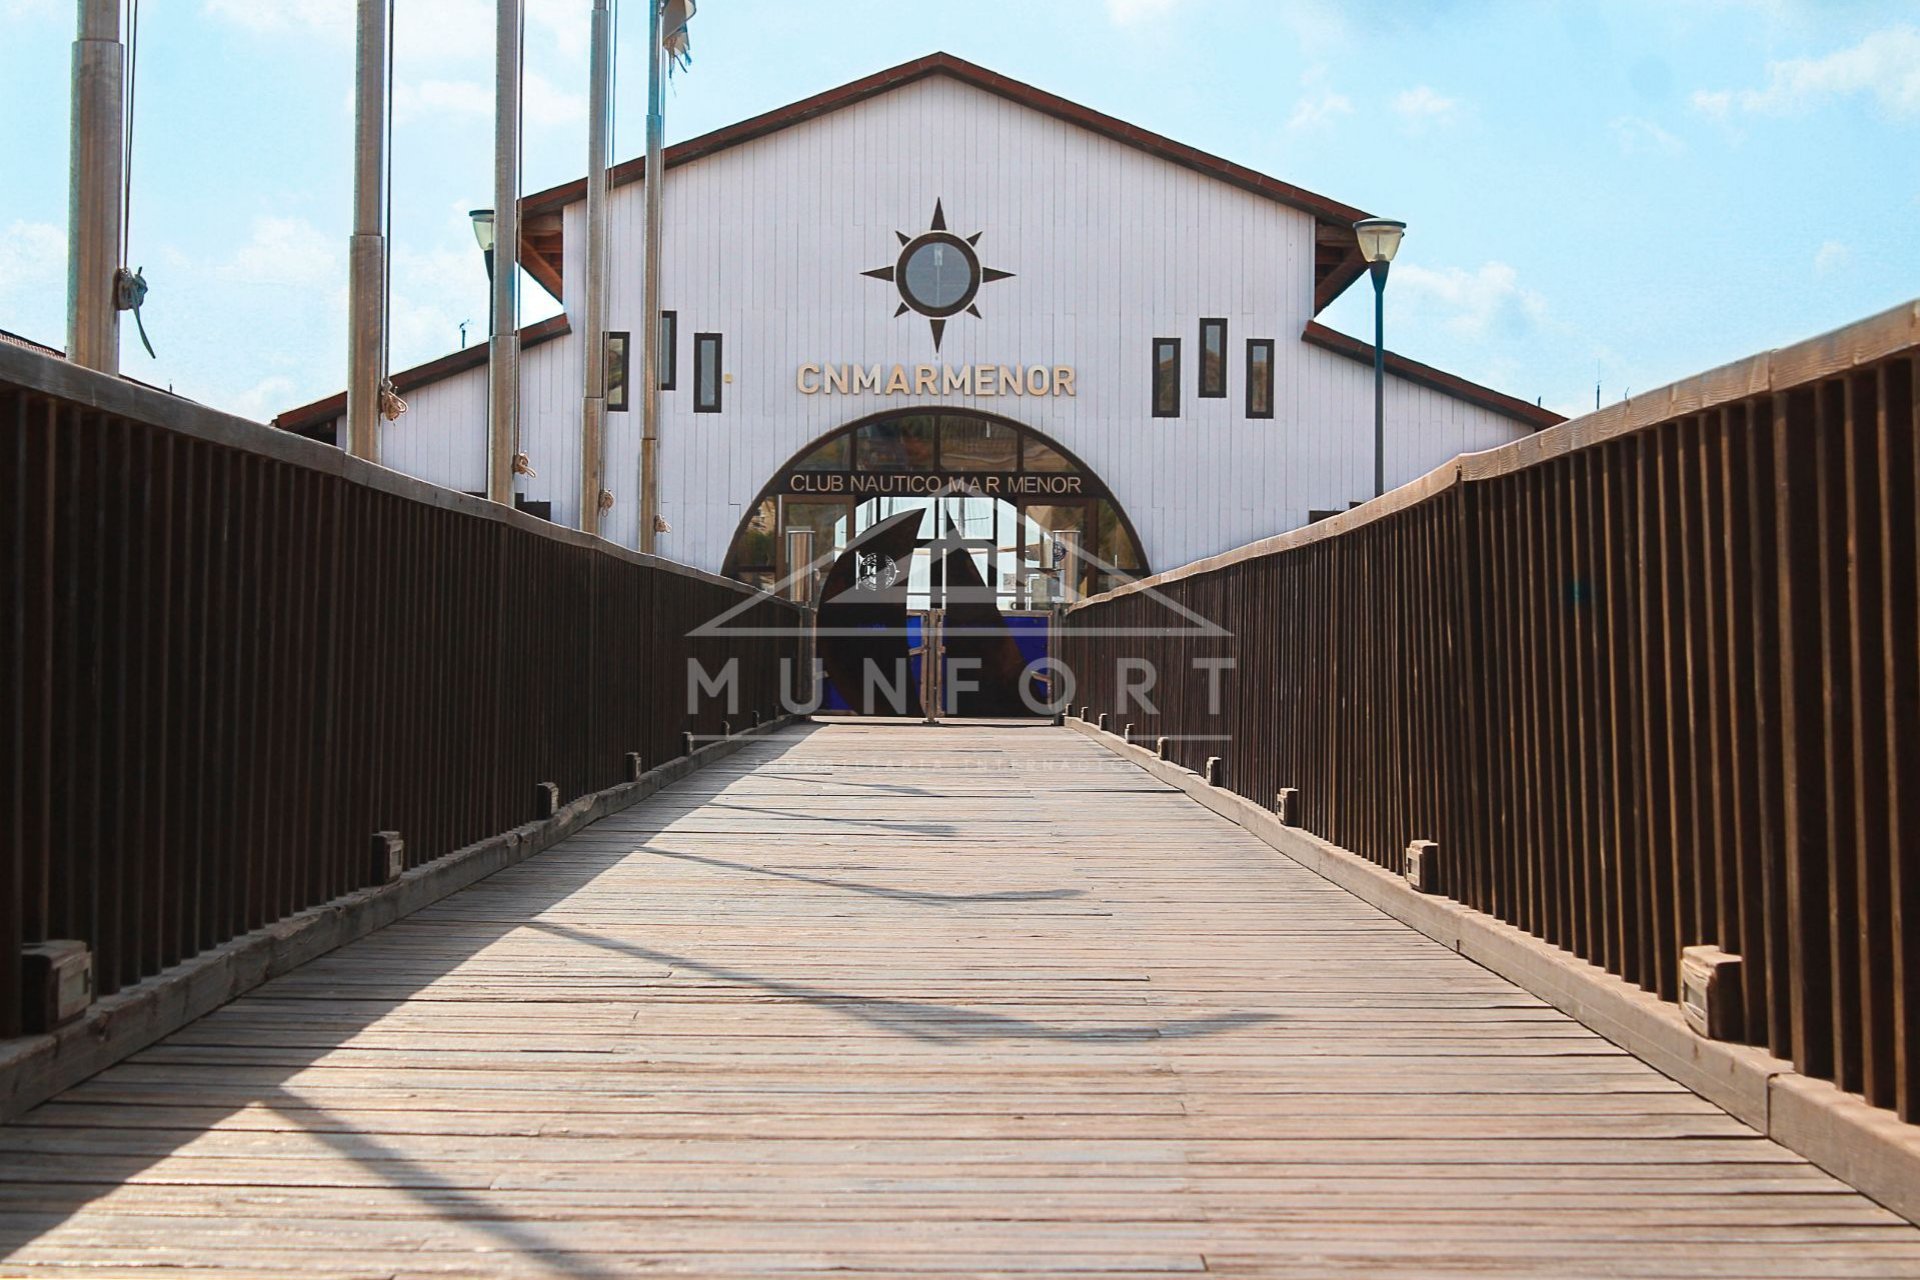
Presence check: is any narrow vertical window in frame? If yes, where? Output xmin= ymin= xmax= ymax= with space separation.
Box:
xmin=1152 ymin=337 xmax=1180 ymax=418
xmin=658 ymin=311 xmax=677 ymax=390
xmin=605 ymin=331 xmax=630 ymax=412
xmin=1198 ymin=318 xmax=1227 ymax=398
xmin=694 ymin=332 xmax=723 ymax=413
xmin=1245 ymin=338 xmax=1274 ymax=419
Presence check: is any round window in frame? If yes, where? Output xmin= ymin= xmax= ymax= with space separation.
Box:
xmin=895 ymin=232 xmax=981 ymax=318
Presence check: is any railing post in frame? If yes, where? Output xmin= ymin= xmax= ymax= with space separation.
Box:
xmin=369 ymin=831 xmax=404 ymax=886
xmin=1275 ymin=788 xmax=1299 ymax=826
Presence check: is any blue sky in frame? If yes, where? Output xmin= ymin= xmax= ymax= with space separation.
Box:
xmin=1 ymin=0 xmax=1914 ymax=420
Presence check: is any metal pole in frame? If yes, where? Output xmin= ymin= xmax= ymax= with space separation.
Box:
xmin=66 ymin=0 xmax=122 ymax=374
xmin=1371 ymin=260 xmax=1388 ymax=499
xmin=487 ymin=0 xmax=523 ymax=505
xmin=347 ymin=0 xmax=387 ymax=463
xmin=579 ymin=0 xmax=611 ymax=535
xmin=638 ymin=0 xmax=664 ymax=552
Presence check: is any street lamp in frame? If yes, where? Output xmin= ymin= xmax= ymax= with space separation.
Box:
xmin=470 ymin=207 xmax=496 ymax=332
xmin=1353 ymin=217 xmax=1405 ymax=499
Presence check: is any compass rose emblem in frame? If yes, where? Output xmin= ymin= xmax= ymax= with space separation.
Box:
xmin=862 ymin=200 xmax=1014 ymax=351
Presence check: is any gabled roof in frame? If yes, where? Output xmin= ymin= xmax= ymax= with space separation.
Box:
xmin=280 ymin=53 xmax=1559 ymax=434
xmin=514 ymin=52 xmax=1376 ymax=313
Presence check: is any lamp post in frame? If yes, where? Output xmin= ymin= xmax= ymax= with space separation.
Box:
xmin=1353 ymin=217 xmax=1405 ymax=499
xmin=469 ymin=208 xmax=495 ymax=332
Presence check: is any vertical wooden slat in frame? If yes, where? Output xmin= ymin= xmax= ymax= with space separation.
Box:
xmin=1888 ymin=355 xmax=1920 ymax=1120
xmin=1814 ymin=378 xmax=1862 ymax=1093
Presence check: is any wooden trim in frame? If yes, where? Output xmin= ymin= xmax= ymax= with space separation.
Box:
xmin=1245 ymin=337 xmax=1275 ymax=419
xmin=694 ymin=332 xmax=723 ymax=413
xmin=1152 ymin=337 xmax=1180 ymax=419
xmin=1198 ymin=318 xmax=1227 ymax=399
xmin=1313 ymin=246 xmax=1368 ymax=314
xmin=1302 ymin=320 xmax=1563 ymax=430
xmin=274 ymin=313 xmax=573 ymax=432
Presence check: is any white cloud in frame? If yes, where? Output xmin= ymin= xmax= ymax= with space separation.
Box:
xmin=1287 ymin=89 xmax=1353 ymax=133
xmin=206 ymin=0 xmax=584 ymax=64
xmin=228 ymin=374 xmax=301 ymax=422
xmin=0 ymin=220 xmax=66 ymax=295
xmin=383 ymin=72 xmax=582 ymax=129
xmin=0 ymin=220 xmax=68 ymax=345
xmin=1106 ymin=0 xmax=1194 ymax=24
xmin=524 ymin=71 xmax=587 ymax=128
xmin=1610 ymin=115 xmax=1685 ymax=155
xmin=393 ymin=78 xmax=493 ymax=123
xmin=1391 ymin=85 xmax=1458 ymax=133
xmin=216 ymin=217 xmax=342 ymax=290
xmin=1390 ymin=261 xmax=1549 ymax=342
xmin=1814 ymin=240 xmax=1852 ymax=275
xmin=202 ymin=0 xmax=350 ymax=36
xmin=1692 ymin=24 xmax=1920 ymax=119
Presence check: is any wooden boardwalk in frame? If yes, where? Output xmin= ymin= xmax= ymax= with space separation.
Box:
xmin=4 ymin=722 xmax=1918 ymax=1278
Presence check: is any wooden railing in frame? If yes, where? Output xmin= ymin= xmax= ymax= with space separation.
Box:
xmin=1062 ymin=302 xmax=1920 ymax=1121
xmin=1 ymin=346 xmax=807 ymax=1038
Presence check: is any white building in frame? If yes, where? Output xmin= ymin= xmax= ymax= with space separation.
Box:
xmin=279 ymin=53 xmax=1558 ymax=603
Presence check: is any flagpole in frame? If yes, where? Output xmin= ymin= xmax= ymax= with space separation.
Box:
xmin=580 ymin=0 xmax=610 ymax=535
xmin=66 ymin=0 xmax=123 ymax=375
xmin=638 ymin=0 xmax=664 ymax=553
xmin=487 ymin=0 xmax=522 ymax=506
xmin=347 ymin=0 xmax=388 ymax=463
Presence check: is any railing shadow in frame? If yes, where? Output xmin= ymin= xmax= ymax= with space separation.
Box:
xmin=523 ymin=920 xmax=1273 ymax=1047
xmin=0 ymin=729 xmax=821 ymax=1263
xmin=0 ymin=719 xmax=1276 ymax=1268
xmin=634 ymin=847 xmax=1086 ymax=905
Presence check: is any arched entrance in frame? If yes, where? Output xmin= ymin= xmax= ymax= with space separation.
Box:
xmin=722 ymin=409 xmax=1148 ymax=608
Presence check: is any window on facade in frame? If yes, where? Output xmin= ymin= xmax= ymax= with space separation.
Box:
xmin=1246 ymin=338 xmax=1274 ymax=419
xmin=855 ymin=415 xmax=936 ymax=470
xmin=605 ymin=332 xmax=630 ymax=412
xmin=1199 ymin=318 xmax=1227 ymax=398
xmin=694 ymin=333 xmax=722 ymax=413
xmin=793 ymin=433 xmax=850 ymax=471
xmin=1152 ymin=338 xmax=1180 ymax=418
xmin=939 ymin=414 xmax=1018 ymax=470
xmin=658 ymin=311 xmax=677 ymax=390
xmin=1022 ymin=435 xmax=1074 ymax=472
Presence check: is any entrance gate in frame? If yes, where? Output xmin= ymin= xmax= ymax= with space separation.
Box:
xmin=812 ymin=509 xmax=1061 ymax=718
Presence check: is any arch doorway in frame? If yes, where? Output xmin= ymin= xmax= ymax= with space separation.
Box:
xmin=722 ymin=409 xmax=1149 ymax=609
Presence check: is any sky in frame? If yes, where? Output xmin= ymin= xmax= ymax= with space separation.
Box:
xmin=1 ymin=0 xmax=1915 ymax=421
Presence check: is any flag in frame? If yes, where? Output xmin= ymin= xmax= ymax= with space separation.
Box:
xmin=662 ymin=0 xmax=694 ymax=74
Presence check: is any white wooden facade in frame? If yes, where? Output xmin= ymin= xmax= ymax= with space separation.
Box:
xmin=286 ymin=56 xmax=1552 ymax=579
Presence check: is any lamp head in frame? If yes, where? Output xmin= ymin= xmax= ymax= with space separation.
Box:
xmin=1353 ymin=218 xmax=1406 ymax=266
xmin=469 ymin=208 xmax=496 ymax=254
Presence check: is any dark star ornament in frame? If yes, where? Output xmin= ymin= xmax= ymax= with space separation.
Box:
xmin=863 ymin=200 xmax=1014 ymax=352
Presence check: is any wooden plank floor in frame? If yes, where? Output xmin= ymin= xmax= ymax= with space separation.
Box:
xmin=4 ymin=722 xmax=1919 ymax=1278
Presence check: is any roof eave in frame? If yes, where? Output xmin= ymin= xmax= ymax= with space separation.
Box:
xmin=1300 ymin=320 xmax=1565 ymax=432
